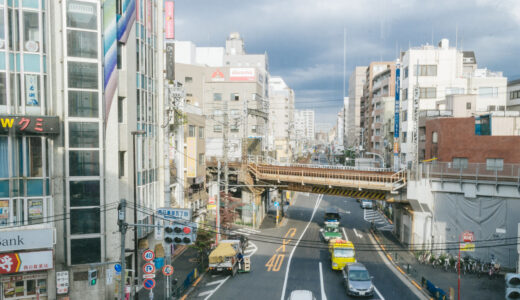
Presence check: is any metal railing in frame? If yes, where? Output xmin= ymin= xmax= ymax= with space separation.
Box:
xmin=423 ymin=162 xmax=520 ymax=182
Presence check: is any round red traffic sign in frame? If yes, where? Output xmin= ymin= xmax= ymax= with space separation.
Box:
xmin=143 ymin=278 xmax=155 ymax=290
xmin=142 ymin=250 xmax=155 ymax=262
xmin=162 ymin=265 xmax=174 ymax=276
xmin=143 ymin=263 xmax=155 ymax=274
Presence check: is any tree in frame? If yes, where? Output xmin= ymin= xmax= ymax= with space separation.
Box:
xmin=190 ymin=228 xmax=214 ymax=266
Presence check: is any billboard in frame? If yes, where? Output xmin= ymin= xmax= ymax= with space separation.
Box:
xmin=0 ymin=250 xmax=53 ymax=274
xmin=0 ymin=115 xmax=59 ymax=135
xmin=229 ymin=68 xmax=255 ymax=81
xmin=164 ymin=1 xmax=175 ymax=39
xmin=0 ymin=228 xmax=54 ymax=252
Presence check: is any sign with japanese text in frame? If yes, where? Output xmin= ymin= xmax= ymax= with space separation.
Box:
xmin=229 ymin=68 xmax=255 ymax=81
xmin=56 ymin=271 xmax=69 ymax=294
xmin=462 ymin=231 xmax=474 ymax=243
xmin=157 ymin=208 xmax=192 ymax=221
xmin=0 ymin=228 xmax=54 ymax=252
xmin=25 ymin=74 xmax=39 ymax=106
xmin=0 ymin=115 xmax=59 ymax=135
xmin=164 ymin=1 xmax=175 ymax=39
xmin=460 ymin=242 xmax=475 ymax=252
xmin=0 ymin=250 xmax=53 ymax=274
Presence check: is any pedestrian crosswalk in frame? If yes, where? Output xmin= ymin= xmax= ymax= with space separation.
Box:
xmin=229 ymin=227 xmax=261 ymax=236
xmin=363 ymin=209 xmax=394 ymax=232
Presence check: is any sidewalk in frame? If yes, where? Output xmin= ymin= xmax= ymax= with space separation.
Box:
xmin=372 ymin=228 xmax=504 ymax=300
xmin=137 ymin=246 xmax=203 ymax=300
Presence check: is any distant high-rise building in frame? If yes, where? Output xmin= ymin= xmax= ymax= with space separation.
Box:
xmin=268 ymin=77 xmax=295 ymax=162
xmin=347 ymin=66 xmax=367 ymax=148
xmin=294 ymin=109 xmax=315 ymax=145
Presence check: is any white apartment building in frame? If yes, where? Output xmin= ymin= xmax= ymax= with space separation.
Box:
xmin=294 ymin=110 xmax=315 ymax=147
xmin=346 ymin=66 xmax=366 ymax=148
xmin=400 ymin=39 xmax=507 ymax=167
xmin=268 ymin=77 xmax=294 ymax=162
xmin=336 ymin=110 xmax=344 ymax=148
xmin=508 ymin=79 xmax=520 ymax=111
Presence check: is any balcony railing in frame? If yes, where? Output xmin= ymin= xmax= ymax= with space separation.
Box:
xmin=422 ymin=162 xmax=520 ymax=182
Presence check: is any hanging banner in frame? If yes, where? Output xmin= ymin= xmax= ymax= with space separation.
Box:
xmin=164 ymin=1 xmax=175 ymax=39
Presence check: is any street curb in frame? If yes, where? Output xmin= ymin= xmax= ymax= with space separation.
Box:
xmin=179 ymin=269 xmax=208 ymax=300
xmin=370 ymin=229 xmax=432 ymax=300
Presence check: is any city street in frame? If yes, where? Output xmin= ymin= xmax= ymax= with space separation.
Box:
xmin=189 ymin=191 xmax=424 ymax=300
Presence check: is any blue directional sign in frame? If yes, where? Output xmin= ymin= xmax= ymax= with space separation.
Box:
xmin=274 ymin=201 xmax=279 ymax=207
xmin=114 ymin=264 xmax=122 ymax=273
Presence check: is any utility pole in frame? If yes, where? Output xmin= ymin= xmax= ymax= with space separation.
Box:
xmin=216 ymin=161 xmax=221 ymax=243
xmin=118 ymin=199 xmax=127 ymax=300
xmin=223 ymin=102 xmax=229 ymax=196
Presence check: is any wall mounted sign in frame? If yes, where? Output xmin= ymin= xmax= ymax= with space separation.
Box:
xmin=0 ymin=115 xmax=59 ymax=135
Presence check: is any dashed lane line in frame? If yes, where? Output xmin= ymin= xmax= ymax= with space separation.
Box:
xmin=342 ymin=227 xmax=349 ymax=241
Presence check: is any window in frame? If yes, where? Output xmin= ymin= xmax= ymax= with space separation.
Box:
xmin=28 ymin=137 xmax=42 ymax=177
xmin=8 ymin=8 xmax=19 ymax=51
xmin=213 ymin=110 xmax=223 ymax=116
xmin=118 ymin=97 xmax=125 ymax=123
xmin=230 ymin=93 xmax=239 ymax=101
xmin=23 ymin=12 xmax=39 ymax=52
xmin=453 ymin=157 xmax=468 ymax=169
xmin=404 ymin=67 xmax=409 ymax=78
xmin=414 ymin=65 xmax=437 ymax=76
xmin=510 ymin=91 xmax=520 ymax=100
xmin=70 ymin=181 xmax=100 ymax=207
xmin=374 ymin=142 xmax=380 ymax=149
xmin=403 ymin=88 xmax=408 ymax=100
xmin=375 ymin=129 xmax=380 ymax=136
xmin=198 ymin=154 xmax=204 ymax=165
xmin=479 ymin=87 xmax=498 ymax=97
xmin=446 ymin=87 xmax=465 ymax=95
xmin=69 ymin=91 xmax=98 ymax=117
xmin=251 ymin=125 xmax=257 ymax=133
xmin=69 ymin=122 xmax=99 ymax=148
xmin=0 ymin=9 xmax=4 ymax=50
xmin=188 ymin=125 xmax=196 ymax=137
xmin=486 ymin=158 xmax=503 ymax=171
xmin=198 ymin=127 xmax=204 ymax=138
xmin=213 ymin=125 xmax=222 ymax=133
xmin=69 ymin=151 xmax=100 ymax=176
xmin=27 ymin=199 xmax=43 ymax=225
xmin=0 ymin=73 xmax=6 ymax=105
xmin=213 ymin=93 xmax=222 ymax=101
xmin=70 ymin=237 xmax=101 ymax=264
xmin=0 ymin=137 xmax=7 ymax=178
xmin=419 ymin=87 xmax=436 ymax=99
xmin=119 ymin=151 xmax=125 ymax=177
xmin=432 ymin=132 xmax=438 ymax=144
xmin=67 ymin=30 xmax=97 ymax=58
xmin=70 ymin=208 xmax=100 ymax=234
xmin=466 ymin=102 xmax=472 ymax=110
xmin=67 ymin=1 xmax=97 ymax=30
xmin=402 ymin=110 xmax=408 ymax=122
xmin=230 ymin=124 xmax=239 ymax=132
xmin=402 ymin=131 xmax=407 ymax=143
xmin=68 ymin=62 xmax=98 ymax=89
xmin=185 ymin=77 xmax=193 ymax=83
xmin=375 ymin=116 xmax=381 ymax=123
xmin=230 ymin=109 xmax=240 ymax=116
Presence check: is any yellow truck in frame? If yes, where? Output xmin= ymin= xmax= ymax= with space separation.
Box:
xmin=329 ymin=239 xmax=356 ymax=270
xmin=209 ymin=242 xmax=239 ymax=276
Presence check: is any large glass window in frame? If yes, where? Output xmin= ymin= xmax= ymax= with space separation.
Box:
xmin=479 ymin=87 xmax=498 ymax=97
xmin=69 ymin=150 xmax=99 ymax=176
xmin=27 ymin=199 xmax=43 ymax=225
xmin=28 ymin=137 xmax=42 ymax=177
xmin=419 ymin=87 xmax=436 ymax=99
xmin=70 ymin=208 xmax=100 ymax=234
xmin=71 ymin=237 xmax=101 ymax=264
xmin=68 ymin=62 xmax=98 ymax=89
xmin=68 ymin=90 xmax=98 ymax=117
xmin=67 ymin=30 xmax=97 ymax=58
xmin=67 ymin=1 xmax=97 ymax=30
xmin=0 ymin=8 xmax=5 ymax=49
xmin=0 ymin=137 xmax=7 ymax=178
xmin=8 ymin=9 xmax=19 ymax=51
xmin=70 ymin=181 xmax=100 ymax=207
xmin=23 ymin=12 xmax=39 ymax=52
xmin=69 ymin=122 xmax=99 ymax=148
xmin=0 ymin=73 xmax=6 ymax=105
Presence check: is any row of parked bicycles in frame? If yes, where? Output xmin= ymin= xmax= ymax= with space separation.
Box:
xmin=415 ymin=251 xmax=501 ymax=279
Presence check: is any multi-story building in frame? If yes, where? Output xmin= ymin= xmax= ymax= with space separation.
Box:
xmin=346 ymin=66 xmax=366 ymax=148
xmin=508 ymin=79 xmax=520 ymax=111
xmin=294 ymin=109 xmax=315 ymax=148
xmin=400 ymin=39 xmax=507 ymax=167
xmin=335 ymin=110 xmax=344 ymax=148
xmin=342 ymin=97 xmax=348 ymax=149
xmin=268 ymin=76 xmax=294 ymax=163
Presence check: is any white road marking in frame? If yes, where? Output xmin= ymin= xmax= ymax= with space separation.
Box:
xmin=206 ymin=279 xmax=226 ymax=286
xmin=374 ymin=286 xmax=385 ymax=300
xmin=244 ymin=242 xmax=258 ymax=257
xmin=354 ymin=228 xmax=363 ymax=239
xmin=198 ymin=290 xmax=214 ymax=297
xmin=204 ymin=276 xmax=230 ymax=300
xmin=319 ymin=262 xmax=328 ymax=300
xmin=280 ymin=194 xmax=324 ymax=300
xmin=342 ymin=227 xmax=349 ymax=241
xmin=344 ymin=210 xmax=351 ymax=214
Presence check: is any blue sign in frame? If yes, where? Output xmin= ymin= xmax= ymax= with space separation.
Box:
xmin=143 ymin=278 xmax=155 ymax=290
xmin=274 ymin=201 xmax=279 ymax=207
xmin=154 ymin=258 xmax=164 ymax=269
xmin=114 ymin=264 xmax=122 ymax=273
xmin=394 ymin=67 xmax=400 ymax=139
xmin=157 ymin=208 xmax=191 ymax=221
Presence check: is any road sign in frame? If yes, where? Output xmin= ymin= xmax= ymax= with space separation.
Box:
xmin=143 ymin=263 xmax=155 ymax=274
xmin=162 ymin=265 xmax=174 ymax=276
xmin=462 ymin=231 xmax=474 ymax=243
xmin=143 ymin=273 xmax=156 ymax=279
xmin=143 ymin=278 xmax=156 ymax=290
xmin=460 ymin=242 xmax=475 ymax=252
xmin=114 ymin=263 xmax=122 ymax=273
xmin=56 ymin=271 xmax=69 ymax=294
xmin=143 ymin=250 xmax=155 ymax=262
xmin=274 ymin=201 xmax=279 ymax=207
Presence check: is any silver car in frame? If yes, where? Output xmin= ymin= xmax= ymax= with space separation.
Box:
xmin=360 ymin=199 xmax=373 ymax=209
xmin=342 ymin=263 xmax=374 ymax=297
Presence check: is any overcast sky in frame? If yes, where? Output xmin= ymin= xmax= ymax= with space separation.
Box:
xmin=175 ymin=0 xmax=520 ymax=131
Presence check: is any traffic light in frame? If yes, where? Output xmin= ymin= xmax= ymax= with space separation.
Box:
xmin=88 ymin=269 xmax=98 ymax=286
xmin=164 ymin=222 xmax=197 ymax=245
xmin=505 ymin=273 xmax=520 ymax=299
xmin=164 ymin=225 xmax=174 ymax=244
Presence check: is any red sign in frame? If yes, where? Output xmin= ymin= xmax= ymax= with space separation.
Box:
xmin=0 ymin=251 xmax=53 ymax=274
xmin=162 ymin=265 xmax=174 ymax=276
xmin=142 ymin=250 xmax=155 ymax=262
xmin=229 ymin=68 xmax=255 ymax=81
xmin=143 ymin=263 xmax=155 ymax=274
xmin=164 ymin=1 xmax=175 ymax=39
xmin=462 ymin=231 xmax=474 ymax=243
xmin=211 ymin=69 xmax=225 ymax=81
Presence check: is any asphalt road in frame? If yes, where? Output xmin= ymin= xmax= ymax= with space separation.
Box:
xmin=189 ymin=191 xmax=422 ymax=300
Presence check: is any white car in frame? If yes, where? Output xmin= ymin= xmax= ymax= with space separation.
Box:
xmin=287 ymin=290 xmax=316 ymax=300
xmin=360 ymin=199 xmax=374 ymax=209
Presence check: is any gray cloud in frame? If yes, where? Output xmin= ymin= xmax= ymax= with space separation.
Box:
xmin=175 ymin=0 xmax=520 ymax=130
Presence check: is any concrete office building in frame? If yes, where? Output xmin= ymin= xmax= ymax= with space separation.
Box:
xmin=268 ymin=76 xmax=294 ymax=163
xmin=335 ymin=110 xmax=344 ymax=148
xmin=508 ymin=79 xmax=520 ymax=111
xmin=294 ymin=109 xmax=315 ymax=147
xmin=400 ymin=39 xmax=507 ymax=167
xmin=346 ymin=66 xmax=366 ymax=148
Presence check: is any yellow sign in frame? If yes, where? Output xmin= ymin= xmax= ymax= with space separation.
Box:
xmin=186 ymin=137 xmax=197 ymax=178
xmin=460 ymin=243 xmax=475 ymax=252
xmin=207 ymin=204 xmax=216 ymax=210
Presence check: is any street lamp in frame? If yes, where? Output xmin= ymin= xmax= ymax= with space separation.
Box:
xmin=366 ymin=151 xmax=385 ymax=168
xmin=131 ymin=130 xmax=146 ymax=291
